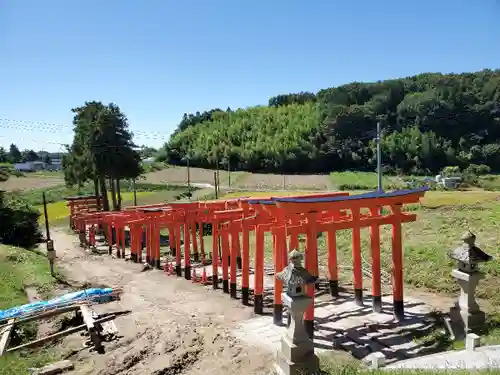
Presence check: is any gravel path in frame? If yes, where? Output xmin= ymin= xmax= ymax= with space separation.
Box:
xmin=50 ymin=229 xmax=272 ymax=375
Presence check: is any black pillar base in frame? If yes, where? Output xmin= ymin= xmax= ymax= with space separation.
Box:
xmin=145 ymin=256 xmax=150 ymax=264
xmin=329 ymin=280 xmax=339 ymax=297
xmin=108 ymin=246 xmax=112 ymax=255
xmin=193 ymin=253 xmax=199 ymax=262
xmin=394 ymin=300 xmax=404 ymax=321
xmin=131 ymin=253 xmax=137 ymax=263
xmin=254 ymin=294 xmax=263 ymax=314
xmin=212 ymin=275 xmax=219 ymax=289
xmin=230 ymin=282 xmax=237 ymax=299
xmin=117 ymin=251 xmax=121 ymax=259
xmin=184 ymin=266 xmax=191 ymax=280
xmin=155 ymin=260 xmax=161 ymax=269
xmin=354 ymin=288 xmax=363 ymax=306
xmin=236 ymin=256 xmax=242 ymax=270
xmin=273 ymin=304 xmax=283 ymax=325
xmin=372 ymin=295 xmax=382 ymax=313
xmin=175 ymin=265 xmax=182 ymax=277
xmin=222 ymin=280 xmax=229 ymax=294
xmin=241 ymin=287 xmax=249 ymax=305
xmin=304 ymin=319 xmax=314 ymax=340
xmin=171 ymin=248 xmax=176 ymax=257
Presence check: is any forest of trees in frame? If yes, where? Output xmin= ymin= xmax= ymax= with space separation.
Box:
xmin=0 ymin=144 xmax=61 ymax=164
xmin=158 ymin=69 xmax=500 ymax=175
xmin=62 ymin=101 xmax=142 ymax=211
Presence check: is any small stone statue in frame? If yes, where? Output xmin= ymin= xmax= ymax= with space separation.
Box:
xmin=276 ymin=249 xmax=318 ymax=297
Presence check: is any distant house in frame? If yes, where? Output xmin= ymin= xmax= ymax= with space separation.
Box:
xmin=13 ymin=159 xmax=63 ymax=172
xmin=47 ymin=159 xmax=63 ymax=171
xmin=14 ymin=161 xmax=46 ymax=172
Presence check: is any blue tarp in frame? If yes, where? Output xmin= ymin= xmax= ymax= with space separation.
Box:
xmin=0 ymin=288 xmax=115 ymax=321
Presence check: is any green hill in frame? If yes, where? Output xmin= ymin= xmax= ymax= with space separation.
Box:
xmin=158 ymin=69 xmax=500 ymax=175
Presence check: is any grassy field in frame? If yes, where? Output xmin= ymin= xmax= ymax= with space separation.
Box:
xmin=0 ymin=245 xmax=59 ymax=375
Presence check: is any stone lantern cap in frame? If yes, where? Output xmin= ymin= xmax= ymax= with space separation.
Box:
xmin=449 ymin=231 xmax=493 ymax=265
xmin=276 ymin=250 xmax=317 ymax=297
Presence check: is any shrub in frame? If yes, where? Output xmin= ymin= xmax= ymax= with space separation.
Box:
xmin=464 ymin=163 xmax=491 ymax=176
xmin=0 ymin=194 xmax=42 ymax=248
xmin=441 ymin=166 xmax=461 ymax=177
xmin=0 ymin=167 xmax=9 ymax=182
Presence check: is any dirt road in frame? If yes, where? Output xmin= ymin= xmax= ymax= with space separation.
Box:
xmin=50 ymin=229 xmax=272 ymax=375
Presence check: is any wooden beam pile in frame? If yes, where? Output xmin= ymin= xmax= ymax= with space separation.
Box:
xmin=0 ymin=289 xmax=128 ymax=356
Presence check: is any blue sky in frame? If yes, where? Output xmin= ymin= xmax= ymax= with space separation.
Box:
xmin=1 ymin=0 xmax=499 ymax=152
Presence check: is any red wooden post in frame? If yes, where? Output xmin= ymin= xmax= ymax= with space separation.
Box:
xmin=107 ymin=219 xmax=113 ymax=255
xmin=145 ymin=222 xmax=152 ymax=264
xmin=391 ymin=204 xmax=404 ymax=321
xmin=89 ymin=225 xmax=96 ymax=246
xmin=327 ymin=229 xmax=339 ymax=297
xmin=221 ymin=226 xmax=230 ymax=294
xmin=230 ymin=226 xmax=238 ymax=298
xmin=254 ymin=224 xmax=265 ymax=314
xmin=192 ymin=222 xmax=199 ymax=262
xmin=120 ymin=223 xmax=126 ymax=259
xmin=273 ymin=225 xmax=287 ymax=325
xmin=369 ymin=207 xmax=382 ymax=312
xmin=116 ymin=225 xmax=122 ymax=258
xmin=199 ymin=222 xmax=205 ymax=262
xmin=129 ymin=223 xmax=137 ymax=262
xmin=304 ymin=213 xmax=318 ymax=339
xmin=351 ymin=208 xmax=363 ymax=306
xmin=175 ymin=224 xmax=182 ymax=276
xmin=153 ymin=222 xmax=161 ymax=269
xmin=137 ymin=224 xmax=143 ymax=263
xmin=211 ymin=220 xmax=220 ymax=289
xmin=183 ymin=221 xmax=191 ymax=280
xmin=241 ymin=221 xmax=250 ymax=305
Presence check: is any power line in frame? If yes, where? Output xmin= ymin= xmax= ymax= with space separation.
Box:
xmin=0 ymin=118 xmax=172 ymax=139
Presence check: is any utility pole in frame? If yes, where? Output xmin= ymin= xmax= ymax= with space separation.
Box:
xmin=186 ymin=156 xmax=191 ymax=200
xmin=376 ymin=121 xmax=383 ymax=192
xmin=132 ymin=179 xmax=137 ymax=206
xmin=42 ymin=192 xmax=55 ymax=276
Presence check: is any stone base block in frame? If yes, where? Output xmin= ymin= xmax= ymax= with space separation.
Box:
xmin=450 ymin=305 xmax=485 ymax=332
xmin=275 ymin=335 xmax=319 ymax=375
xmin=280 ymin=335 xmax=314 ymax=360
xmin=274 ymin=352 xmax=320 ymax=375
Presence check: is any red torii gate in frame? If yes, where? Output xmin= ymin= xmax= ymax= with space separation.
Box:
xmin=270 ymin=187 xmax=428 ymax=337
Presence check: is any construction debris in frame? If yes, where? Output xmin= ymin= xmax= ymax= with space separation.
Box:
xmin=0 ymin=288 xmax=128 ymax=357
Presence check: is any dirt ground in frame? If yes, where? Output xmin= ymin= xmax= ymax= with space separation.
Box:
xmin=49 ymin=229 xmax=273 ymax=375
xmin=0 ymin=175 xmax=64 ymax=191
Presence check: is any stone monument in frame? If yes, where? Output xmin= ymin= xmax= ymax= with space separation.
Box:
xmin=274 ymin=250 xmax=319 ymax=375
xmin=447 ymin=231 xmax=492 ymax=338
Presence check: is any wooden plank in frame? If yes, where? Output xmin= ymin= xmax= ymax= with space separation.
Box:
xmin=30 ymin=360 xmax=74 ymax=375
xmin=79 ymin=305 xmax=104 ymax=353
xmin=0 ymin=319 xmax=15 ymax=355
xmin=6 ymin=315 xmax=116 ymax=353
xmin=79 ymin=305 xmax=95 ymax=330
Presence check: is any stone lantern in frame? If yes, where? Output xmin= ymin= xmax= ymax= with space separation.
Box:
xmin=274 ymin=250 xmax=319 ymax=375
xmin=448 ymin=231 xmax=492 ymax=337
